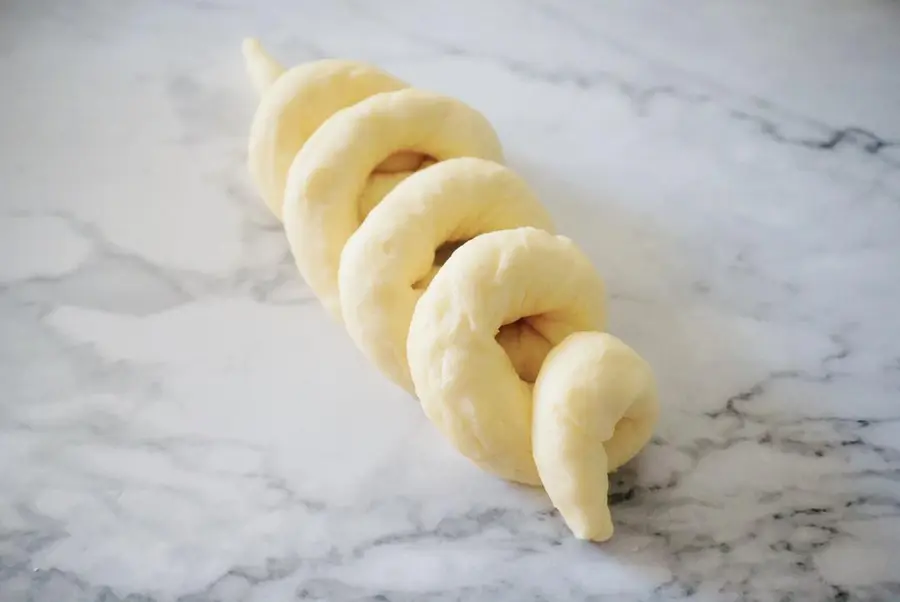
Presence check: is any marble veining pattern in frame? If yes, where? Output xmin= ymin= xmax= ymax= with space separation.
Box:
xmin=1 ymin=1 xmax=899 ymax=600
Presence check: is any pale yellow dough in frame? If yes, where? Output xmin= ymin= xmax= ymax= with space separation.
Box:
xmin=242 ymin=39 xmax=660 ymax=542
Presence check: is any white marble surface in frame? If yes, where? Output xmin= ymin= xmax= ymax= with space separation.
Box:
xmin=2 ymin=1 xmax=899 ymax=600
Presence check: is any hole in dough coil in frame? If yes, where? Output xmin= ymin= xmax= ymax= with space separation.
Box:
xmin=242 ymin=39 xmax=660 ymax=542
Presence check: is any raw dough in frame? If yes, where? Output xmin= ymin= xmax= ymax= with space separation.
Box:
xmin=242 ymin=38 xmax=660 ymax=541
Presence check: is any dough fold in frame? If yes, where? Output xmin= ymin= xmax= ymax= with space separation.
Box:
xmin=242 ymin=39 xmax=660 ymax=541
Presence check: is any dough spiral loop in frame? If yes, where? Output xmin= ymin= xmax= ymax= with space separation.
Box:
xmin=242 ymin=39 xmax=659 ymax=541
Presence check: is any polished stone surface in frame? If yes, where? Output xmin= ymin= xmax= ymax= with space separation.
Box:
xmin=2 ymin=1 xmax=899 ymax=600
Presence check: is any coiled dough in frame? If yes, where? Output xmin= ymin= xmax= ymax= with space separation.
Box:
xmin=242 ymin=38 xmax=660 ymax=541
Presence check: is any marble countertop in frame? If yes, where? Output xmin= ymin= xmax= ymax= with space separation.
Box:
xmin=2 ymin=1 xmax=899 ymax=600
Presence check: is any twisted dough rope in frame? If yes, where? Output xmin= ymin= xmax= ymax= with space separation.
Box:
xmin=242 ymin=39 xmax=660 ymax=541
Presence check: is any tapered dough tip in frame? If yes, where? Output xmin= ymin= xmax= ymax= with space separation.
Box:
xmin=242 ymin=37 xmax=285 ymax=95
xmin=242 ymin=37 xmax=260 ymax=57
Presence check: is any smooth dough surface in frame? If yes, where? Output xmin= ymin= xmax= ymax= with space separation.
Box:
xmin=242 ymin=38 xmax=660 ymax=541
